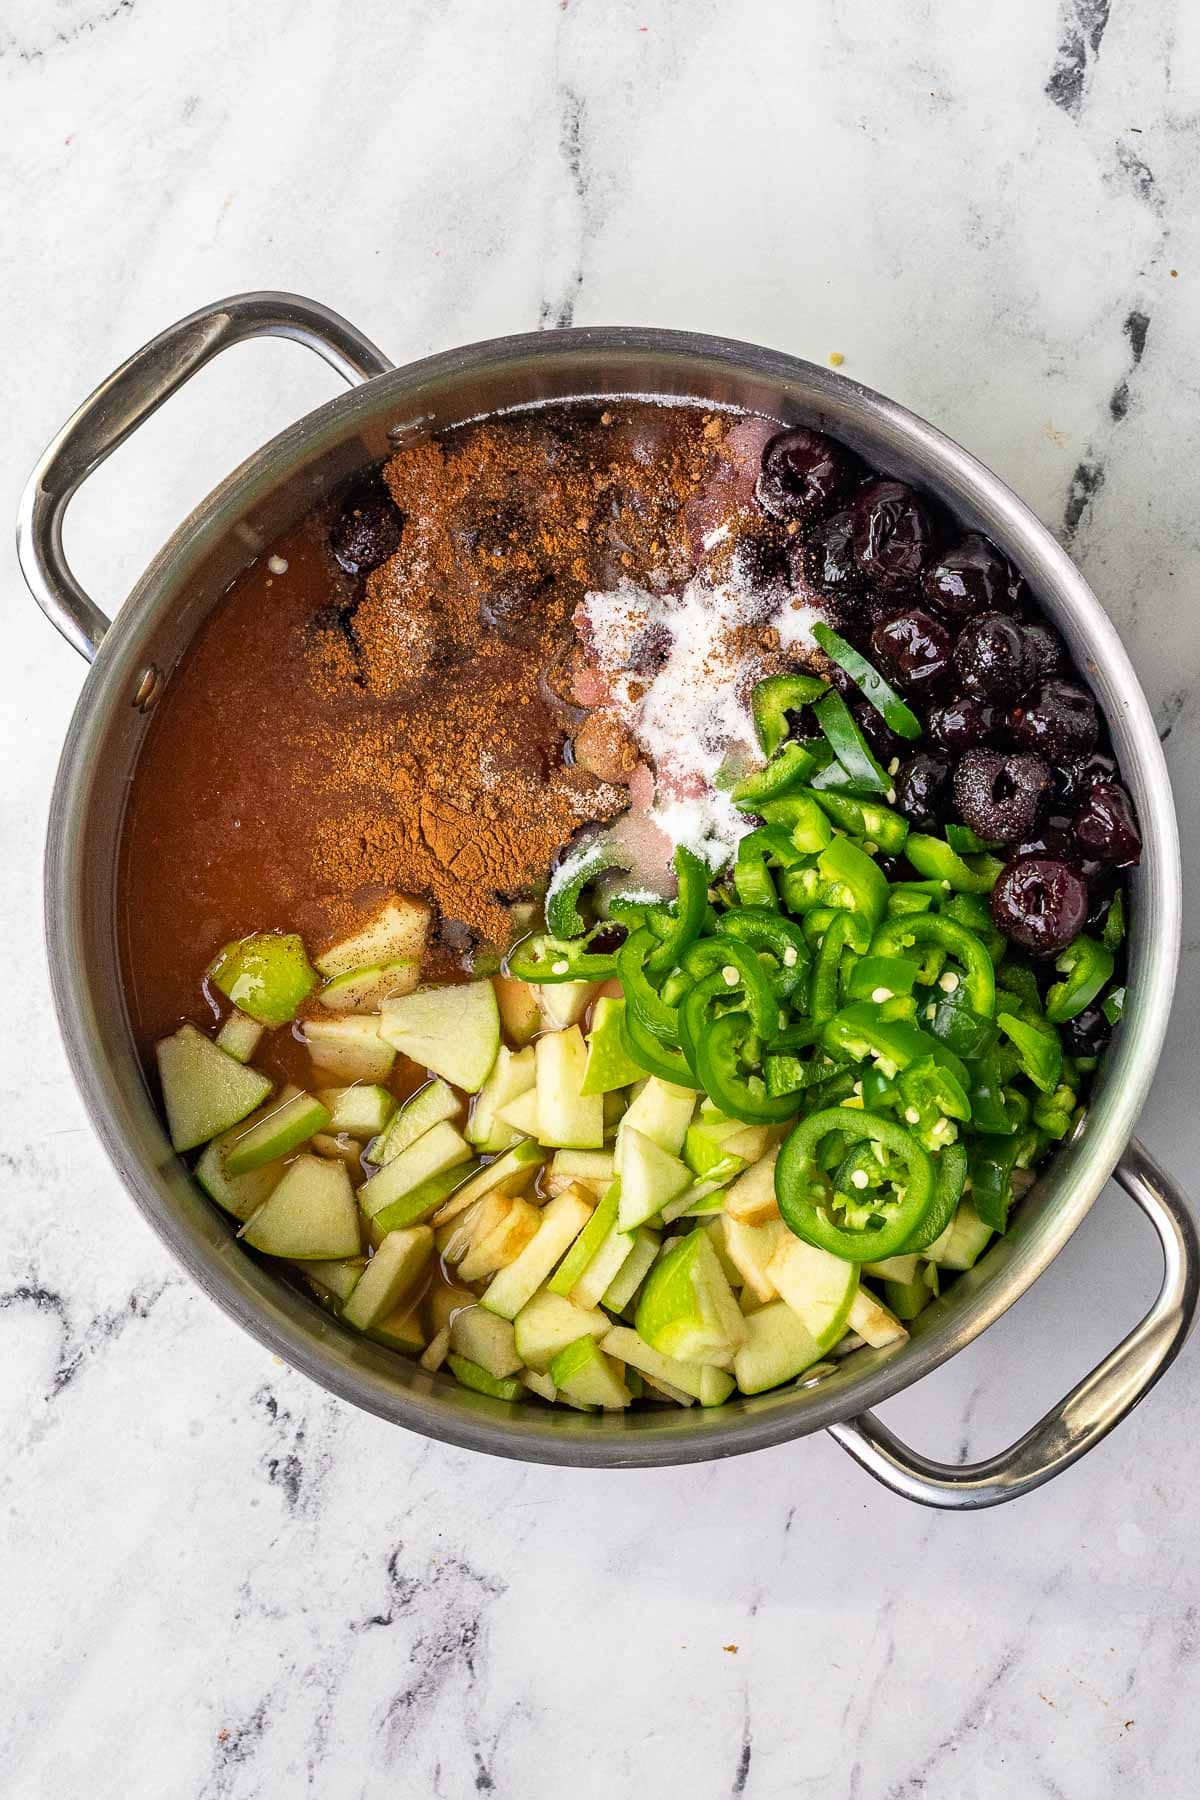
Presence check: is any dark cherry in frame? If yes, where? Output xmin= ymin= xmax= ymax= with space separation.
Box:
xmin=953 ymin=611 xmax=1029 ymax=704
xmin=921 ymin=533 xmax=1010 ymax=621
xmin=853 ymin=698 xmax=905 ymax=765
xmin=893 ymin=752 xmax=954 ymax=831
xmin=869 ymin=608 xmax=953 ymax=694
xmin=1009 ymin=679 xmax=1099 ymax=761
xmin=1051 ymin=749 xmax=1118 ymax=808
xmin=799 ymin=508 xmax=865 ymax=605
xmin=1013 ymin=825 xmax=1076 ymax=862
xmin=927 ymin=693 xmax=999 ymax=752
xmin=954 ymin=748 xmax=1052 ymax=844
xmin=1073 ymin=781 xmax=1142 ymax=867
xmin=851 ymin=480 xmax=936 ymax=591
xmin=875 ymin=853 xmax=910 ymax=883
xmin=991 ymin=854 xmax=1090 ymax=955
xmin=1020 ymin=623 xmax=1066 ymax=687
xmin=1084 ymin=864 xmax=1120 ymax=929
xmin=1062 ymin=1005 xmax=1112 ymax=1058
xmin=756 ymin=428 xmax=857 ymax=522
xmin=329 ymin=483 xmax=404 ymax=576
xmin=1006 ymin=571 xmax=1035 ymax=618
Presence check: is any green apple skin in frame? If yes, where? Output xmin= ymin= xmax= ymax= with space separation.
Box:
xmin=209 ymin=931 xmax=317 ymax=1026
xmin=580 ymin=999 xmax=644 ymax=1095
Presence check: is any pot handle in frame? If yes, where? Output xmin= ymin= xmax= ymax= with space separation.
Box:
xmin=827 ymin=1138 xmax=1199 ymax=1509
xmin=16 ymin=290 xmax=394 ymax=662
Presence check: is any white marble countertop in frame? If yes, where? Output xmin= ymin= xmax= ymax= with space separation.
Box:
xmin=4 ymin=2 xmax=1200 ymax=1793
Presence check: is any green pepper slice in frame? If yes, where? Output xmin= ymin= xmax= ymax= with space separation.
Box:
xmin=680 ymin=936 xmax=779 ymax=1038
xmin=811 ymin=911 xmax=871 ymax=1026
xmin=751 ymin=671 xmax=830 ymax=757
xmin=693 ymin=1009 xmax=801 ymax=1125
xmin=756 ymin=792 xmax=833 ymax=853
xmin=1102 ymin=986 xmax=1126 ymax=1027
xmin=966 ymin=1048 xmax=1020 ymax=1134
xmin=996 ymin=1012 xmax=1063 ymax=1094
xmin=969 ymin=1130 xmax=1038 ymax=1233
xmin=811 ymin=621 xmax=922 ymax=740
xmin=904 ymin=833 xmax=1003 ymax=895
xmin=817 ymin=835 xmax=889 ymax=930
xmin=944 ymin=823 xmax=1001 ymax=856
xmin=927 ymin=991 xmax=997 ymax=1061
xmin=1102 ymin=890 xmax=1126 ymax=952
xmin=716 ymin=907 xmax=810 ymax=1000
xmin=808 ymin=788 xmax=910 ymax=855
xmin=822 ymin=1001 xmax=969 ymax=1089
xmin=886 ymin=881 xmax=941 ymax=916
xmin=776 ymin=1107 xmax=936 ymax=1262
xmin=895 ymin=1142 xmax=968 ymax=1252
xmin=545 ymin=841 xmax=629 ymax=937
xmin=896 ymin=1055 xmax=971 ymax=1151
xmin=869 ymin=913 xmax=996 ymax=1017
xmin=615 ymin=928 xmax=680 ymax=1044
xmin=618 ymin=1004 xmax=703 ymax=1089
xmin=844 ymin=955 xmax=919 ymax=1002
xmin=1045 ymin=934 xmax=1115 ymax=1024
xmin=811 ymin=690 xmax=890 ymax=794
xmin=1032 ymin=1082 xmax=1077 ymax=1140
xmin=505 ymin=928 xmax=618 ymax=983
xmin=732 ymin=741 xmax=817 ymax=808
xmin=644 ymin=847 xmax=710 ymax=976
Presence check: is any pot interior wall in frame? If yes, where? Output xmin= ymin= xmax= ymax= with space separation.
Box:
xmin=47 ymin=333 xmax=1174 ymax=1465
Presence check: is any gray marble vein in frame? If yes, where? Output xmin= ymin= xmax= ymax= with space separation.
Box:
xmin=4 ymin=1 xmax=1200 ymax=1794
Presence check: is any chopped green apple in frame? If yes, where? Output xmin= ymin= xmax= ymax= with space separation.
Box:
xmin=358 ymin=1119 xmax=474 ymax=1219
xmin=766 ymin=1236 xmax=860 ymax=1351
xmin=721 ymin=1217 xmax=789 ymax=1303
xmin=446 ymin=1353 xmax=524 ymax=1401
xmin=684 ymin=1110 xmax=771 ymax=1181
xmin=661 ymin=1177 xmax=730 ymax=1224
xmin=194 ymin=1133 xmax=286 ymax=1223
xmin=493 ymin=975 xmax=541 ymax=1047
xmin=548 ymin=1334 xmax=631 ymax=1410
xmin=535 ymin=980 xmax=599 ymax=1031
xmin=380 ymin=981 xmax=500 ymax=1092
xmin=317 ymin=1084 xmax=396 ymax=1139
xmin=846 ymin=1286 xmax=909 ymax=1349
xmin=519 ymin=1368 xmax=558 ymax=1403
xmin=545 ymin=1149 xmax=615 ymax=1196
xmin=303 ymin=1015 xmax=396 ymax=1083
xmin=700 ymin=1366 xmax=736 ymax=1406
xmin=733 ymin=1301 xmax=823 ymax=1394
xmin=318 ymin=960 xmax=419 ymax=1013
xmin=342 ymin=1226 xmax=435 ymax=1331
xmin=635 ymin=1228 xmax=746 ymax=1366
xmin=723 ymin=1151 xmax=781 ymax=1226
xmin=467 ymin=1045 xmax=536 ymax=1153
xmin=619 ymin=1077 xmax=696 ymax=1156
xmin=601 ymin=1325 xmax=718 ymax=1404
xmin=458 ymin=1196 xmax=542 ymax=1283
xmin=616 ymin=1127 xmax=690 ymax=1232
xmin=862 ymin=1255 xmax=921 ymax=1283
xmin=370 ymin=1158 xmax=483 ymax=1235
xmin=374 ymin=1078 xmax=460 ymax=1164
xmin=568 ymin=1216 xmax=635 ymax=1310
xmin=547 ymin=1182 xmax=620 ymax=1297
xmin=493 ymin=1085 xmax=541 ymax=1138
xmin=208 ymin=931 xmax=317 ymax=1026
xmin=315 ymin=896 xmax=431 ymax=979
xmin=513 ymin=1290 xmax=610 ymax=1371
xmin=214 ymin=1010 xmax=264 ymax=1064
xmin=480 ymin=1186 xmax=595 ymax=1320
xmin=429 ymin=1138 xmax=545 ymax=1226
xmin=600 ymin=1226 xmax=660 ymax=1314
xmin=224 ymin=1090 xmax=331 ymax=1175
xmin=311 ymin=1131 xmax=364 ymax=1171
xmin=240 ymin=1154 xmax=360 ymax=1259
xmin=299 ymin=1256 xmax=367 ymax=1304
xmin=923 ymin=1200 xmax=993 ymax=1270
xmin=371 ymin=1301 xmax=428 ymax=1352
xmin=884 ymin=1274 xmax=934 ymax=1321
xmin=449 ymin=1305 xmax=523 ymax=1378
xmin=535 ymin=1026 xmax=604 ymax=1149
xmin=580 ymin=997 xmax=644 ymax=1094
xmin=155 ymin=1024 xmax=272 ymax=1153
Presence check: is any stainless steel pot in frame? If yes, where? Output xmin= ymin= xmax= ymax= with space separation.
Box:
xmin=19 ymin=291 xmax=1198 ymax=1507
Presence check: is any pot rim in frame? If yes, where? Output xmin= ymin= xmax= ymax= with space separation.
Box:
xmin=41 ymin=323 xmax=1182 ymax=1467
